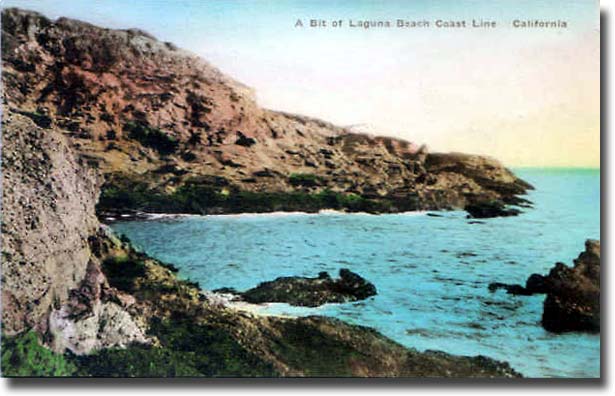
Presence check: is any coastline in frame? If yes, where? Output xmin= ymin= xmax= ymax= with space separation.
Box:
xmin=102 ymin=209 xmax=434 ymax=223
xmin=0 ymin=7 xmax=597 ymax=378
xmin=106 ymin=169 xmax=600 ymax=378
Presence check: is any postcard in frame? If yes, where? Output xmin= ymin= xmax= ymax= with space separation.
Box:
xmin=0 ymin=0 xmax=600 ymax=378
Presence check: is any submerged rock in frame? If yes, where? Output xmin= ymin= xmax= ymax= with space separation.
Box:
xmin=465 ymin=200 xmax=521 ymax=219
xmin=230 ymin=269 xmax=377 ymax=307
xmin=488 ymin=282 xmax=534 ymax=296
xmin=488 ymin=274 xmax=549 ymax=296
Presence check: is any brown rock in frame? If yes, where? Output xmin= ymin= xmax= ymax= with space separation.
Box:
xmin=542 ymin=240 xmax=600 ymax=333
xmin=2 ymin=8 xmax=531 ymax=218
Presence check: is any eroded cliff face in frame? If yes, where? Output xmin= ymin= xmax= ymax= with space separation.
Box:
xmin=1 ymin=112 xmax=99 ymax=335
xmin=1 ymin=112 xmax=147 ymax=352
xmin=1 ymin=8 xmax=531 ymax=215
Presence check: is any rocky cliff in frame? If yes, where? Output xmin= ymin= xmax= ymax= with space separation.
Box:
xmin=1 ymin=112 xmax=149 ymax=352
xmin=1 ymin=8 xmax=524 ymax=377
xmin=1 ymin=7 xmax=531 ymax=218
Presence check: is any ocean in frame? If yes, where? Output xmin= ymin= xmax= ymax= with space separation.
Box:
xmin=111 ymin=168 xmax=600 ymax=378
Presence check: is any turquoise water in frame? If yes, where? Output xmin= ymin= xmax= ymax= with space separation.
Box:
xmin=111 ymin=169 xmax=600 ymax=378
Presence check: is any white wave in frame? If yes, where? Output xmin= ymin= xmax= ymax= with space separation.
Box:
xmin=138 ymin=209 xmax=430 ymax=221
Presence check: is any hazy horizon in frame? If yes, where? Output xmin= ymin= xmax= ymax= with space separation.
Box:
xmin=1 ymin=0 xmax=600 ymax=167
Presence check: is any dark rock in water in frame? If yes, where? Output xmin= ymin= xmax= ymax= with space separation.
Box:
xmin=237 ymin=269 xmax=377 ymax=307
xmin=542 ymin=240 xmax=600 ymax=333
xmin=488 ymin=274 xmax=548 ymax=296
xmin=488 ymin=282 xmax=533 ymax=296
xmin=489 ymin=240 xmax=600 ymax=333
xmin=525 ymin=273 xmax=548 ymax=294
xmin=336 ymin=268 xmax=378 ymax=300
xmin=426 ymin=212 xmax=444 ymax=217
xmin=465 ymin=200 xmax=521 ymax=219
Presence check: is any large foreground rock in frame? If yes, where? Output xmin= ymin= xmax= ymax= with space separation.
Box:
xmin=218 ymin=269 xmax=377 ymax=307
xmin=1 ymin=113 xmax=149 ymax=351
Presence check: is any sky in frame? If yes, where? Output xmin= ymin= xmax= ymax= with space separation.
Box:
xmin=1 ymin=0 xmax=601 ymax=167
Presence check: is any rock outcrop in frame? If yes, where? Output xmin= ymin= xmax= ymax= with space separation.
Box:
xmin=218 ymin=269 xmax=377 ymax=307
xmin=488 ymin=240 xmax=600 ymax=333
xmin=542 ymin=240 xmax=600 ymax=333
xmin=1 ymin=112 xmax=149 ymax=351
xmin=1 ymin=7 xmax=531 ymax=218
xmin=465 ymin=201 xmax=521 ymax=219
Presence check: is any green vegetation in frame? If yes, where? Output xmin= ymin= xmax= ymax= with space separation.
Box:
xmin=1 ymin=323 xmax=274 ymax=377
xmin=268 ymin=320 xmax=363 ymax=376
xmin=181 ymin=151 xmax=197 ymax=162
xmin=101 ymin=255 xmax=146 ymax=292
xmin=289 ymin=173 xmax=321 ymax=187
xmin=70 ymin=319 xmax=275 ymax=377
xmin=1 ymin=331 xmax=77 ymax=377
xmin=71 ymin=345 xmax=201 ymax=377
xmin=123 ymin=121 xmax=179 ymax=155
xmin=97 ymin=179 xmax=183 ymax=213
xmin=97 ymin=176 xmax=400 ymax=216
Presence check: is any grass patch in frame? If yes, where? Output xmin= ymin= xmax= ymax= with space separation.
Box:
xmin=1 ymin=331 xmax=77 ymax=377
xmin=70 ymin=345 xmax=201 ymax=377
xmin=268 ymin=320 xmax=362 ymax=376
xmin=70 ymin=319 xmax=275 ymax=377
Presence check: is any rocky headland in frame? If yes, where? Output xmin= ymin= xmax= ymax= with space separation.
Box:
xmin=489 ymin=240 xmax=600 ymax=333
xmin=1 ymin=8 xmax=526 ymax=377
xmin=1 ymin=7 xmax=532 ymax=220
xmin=215 ymin=269 xmax=377 ymax=307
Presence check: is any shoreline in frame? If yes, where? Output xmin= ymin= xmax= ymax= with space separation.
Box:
xmin=101 ymin=209 xmax=438 ymax=223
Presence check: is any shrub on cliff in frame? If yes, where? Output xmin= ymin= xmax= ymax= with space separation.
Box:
xmin=101 ymin=256 xmax=146 ymax=292
xmin=123 ymin=121 xmax=179 ymax=155
xmin=289 ymin=173 xmax=321 ymax=187
xmin=1 ymin=331 xmax=77 ymax=377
